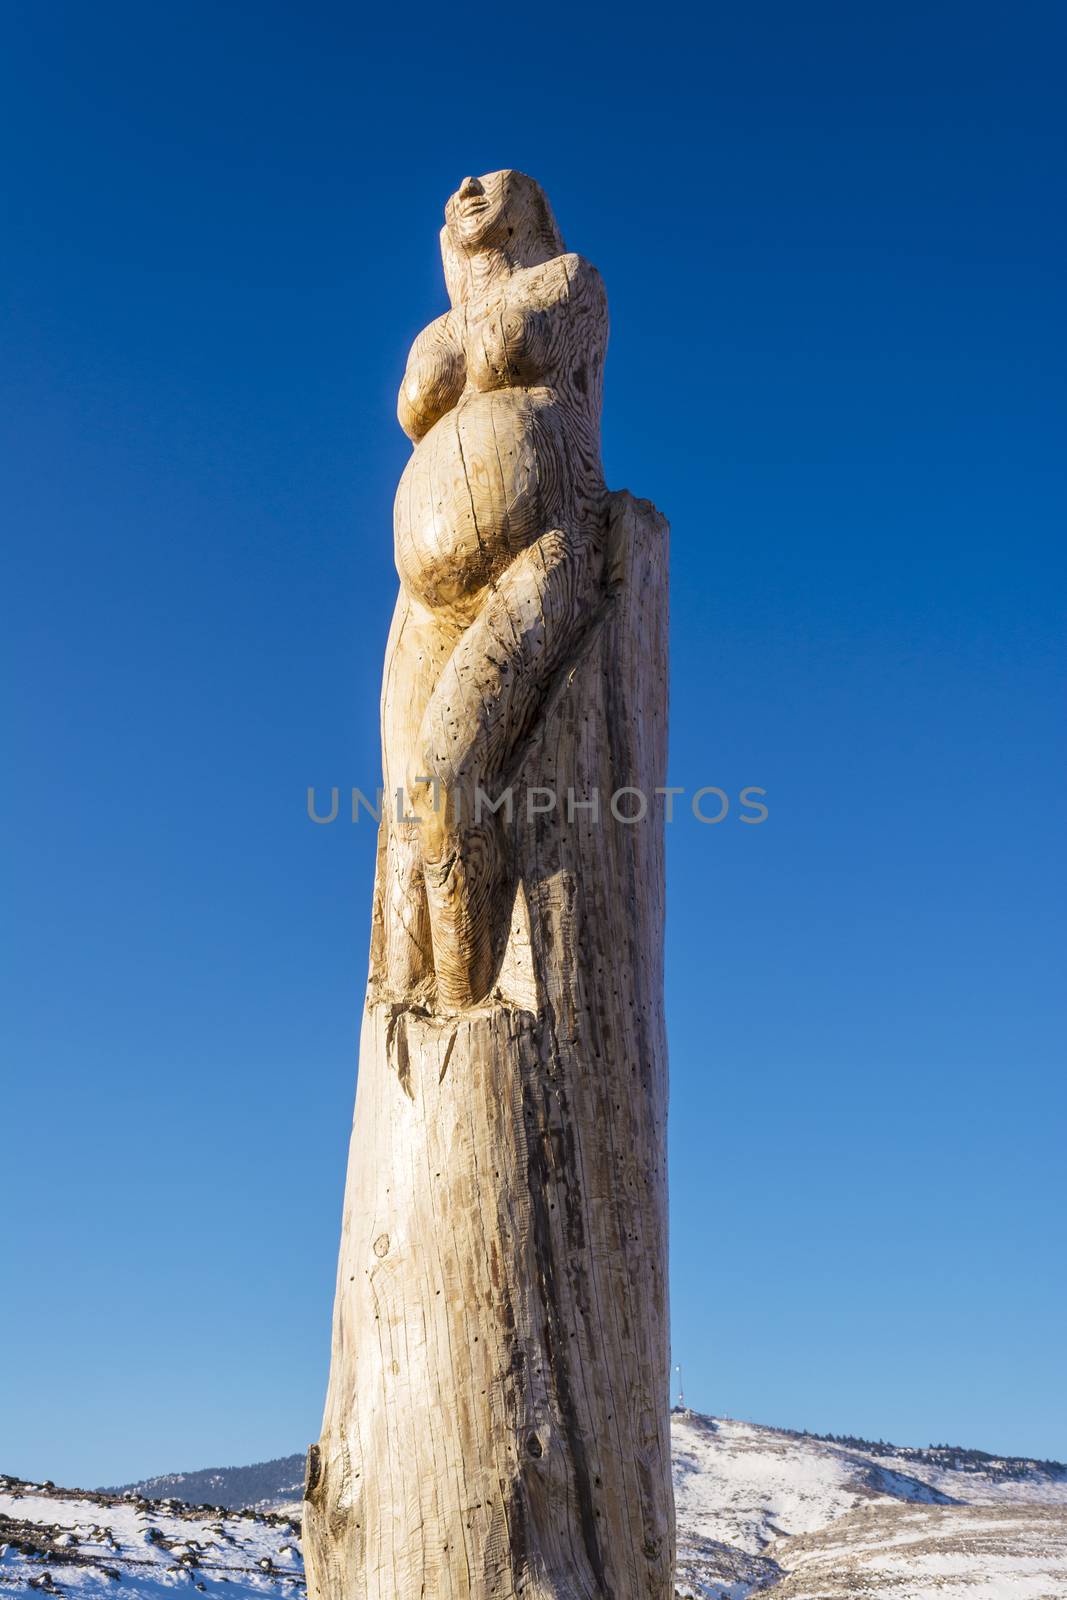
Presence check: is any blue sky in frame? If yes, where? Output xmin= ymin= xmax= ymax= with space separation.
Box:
xmin=3 ymin=1 xmax=1065 ymax=1486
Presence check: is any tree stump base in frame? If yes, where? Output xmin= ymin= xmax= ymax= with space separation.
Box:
xmin=305 ymin=491 xmax=673 ymax=1600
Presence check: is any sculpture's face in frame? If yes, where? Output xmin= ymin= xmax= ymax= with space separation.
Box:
xmin=440 ymin=170 xmax=564 ymax=302
xmin=446 ymin=169 xmax=563 ymax=258
xmin=445 ymin=170 xmax=516 ymax=252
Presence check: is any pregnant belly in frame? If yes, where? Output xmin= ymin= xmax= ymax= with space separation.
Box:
xmin=394 ymin=387 xmax=571 ymax=610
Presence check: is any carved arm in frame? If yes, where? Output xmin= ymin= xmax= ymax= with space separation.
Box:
xmin=397 ymin=311 xmax=466 ymax=442
xmin=413 ymin=524 xmax=605 ymax=816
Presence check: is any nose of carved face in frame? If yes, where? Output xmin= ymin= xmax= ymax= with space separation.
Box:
xmin=458 ymin=175 xmax=484 ymax=200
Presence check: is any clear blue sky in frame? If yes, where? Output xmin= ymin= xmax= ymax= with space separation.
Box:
xmin=3 ymin=1 xmax=1064 ymax=1487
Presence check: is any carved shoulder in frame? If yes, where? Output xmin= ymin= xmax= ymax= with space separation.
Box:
xmin=398 ymin=311 xmax=466 ymax=443
xmin=553 ymin=255 xmax=608 ymax=412
xmin=520 ymin=253 xmax=606 ymax=321
xmin=559 ymin=252 xmax=606 ymax=308
xmin=553 ymin=254 xmax=609 ymax=364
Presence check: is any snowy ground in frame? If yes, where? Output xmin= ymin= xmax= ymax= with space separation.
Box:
xmin=764 ymin=1502 xmax=1067 ymax=1600
xmin=6 ymin=1413 xmax=1066 ymax=1597
xmin=0 ymin=1477 xmax=303 ymax=1598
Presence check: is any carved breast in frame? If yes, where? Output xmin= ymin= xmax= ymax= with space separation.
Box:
xmin=463 ymin=294 xmax=556 ymax=392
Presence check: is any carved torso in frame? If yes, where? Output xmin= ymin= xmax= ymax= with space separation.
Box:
xmin=394 ymin=253 xmax=607 ymax=615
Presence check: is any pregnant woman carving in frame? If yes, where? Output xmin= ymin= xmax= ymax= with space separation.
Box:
xmin=372 ymin=170 xmax=610 ymax=1011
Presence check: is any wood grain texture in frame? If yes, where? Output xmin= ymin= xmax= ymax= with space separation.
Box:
xmin=305 ymin=171 xmax=673 ymax=1600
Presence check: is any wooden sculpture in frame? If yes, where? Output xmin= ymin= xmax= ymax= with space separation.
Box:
xmin=305 ymin=170 xmax=674 ymax=1600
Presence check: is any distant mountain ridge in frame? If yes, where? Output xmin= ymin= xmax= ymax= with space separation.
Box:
xmin=105 ymin=1452 xmax=305 ymax=1512
xmin=105 ymin=1413 xmax=1067 ymax=1515
xmin=777 ymin=1423 xmax=1067 ymax=1479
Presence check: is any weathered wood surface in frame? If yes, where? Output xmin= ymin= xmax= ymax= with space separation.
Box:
xmin=305 ymin=172 xmax=673 ymax=1600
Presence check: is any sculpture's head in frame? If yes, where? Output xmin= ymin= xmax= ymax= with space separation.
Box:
xmin=441 ymin=170 xmax=565 ymax=305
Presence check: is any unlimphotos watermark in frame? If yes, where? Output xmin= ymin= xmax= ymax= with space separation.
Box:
xmin=306 ymin=784 xmax=768 ymax=826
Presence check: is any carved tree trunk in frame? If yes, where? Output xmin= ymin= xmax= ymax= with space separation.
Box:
xmin=305 ymin=491 xmax=673 ymax=1599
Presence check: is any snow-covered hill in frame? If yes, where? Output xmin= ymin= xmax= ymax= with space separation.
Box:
xmin=671 ymin=1411 xmax=1067 ymax=1596
xmin=6 ymin=1413 xmax=1066 ymax=1597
